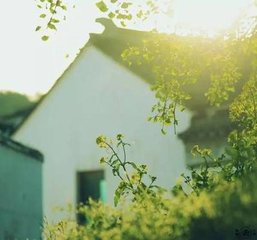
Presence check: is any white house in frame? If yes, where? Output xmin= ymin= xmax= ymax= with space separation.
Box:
xmin=13 ymin=18 xmax=230 ymax=222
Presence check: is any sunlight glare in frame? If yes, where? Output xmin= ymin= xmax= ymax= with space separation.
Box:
xmin=171 ymin=0 xmax=253 ymax=36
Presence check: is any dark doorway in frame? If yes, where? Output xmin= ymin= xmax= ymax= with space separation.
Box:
xmin=76 ymin=170 xmax=106 ymax=223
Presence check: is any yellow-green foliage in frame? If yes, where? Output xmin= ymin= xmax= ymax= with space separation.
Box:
xmin=44 ymin=132 xmax=257 ymax=240
xmin=44 ymin=171 xmax=257 ymax=240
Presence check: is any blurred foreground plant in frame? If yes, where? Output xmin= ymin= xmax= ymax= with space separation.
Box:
xmin=96 ymin=134 xmax=160 ymax=206
xmin=44 ymin=132 xmax=257 ymax=240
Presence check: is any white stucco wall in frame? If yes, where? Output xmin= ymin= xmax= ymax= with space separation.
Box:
xmin=14 ymin=46 xmax=192 ymax=222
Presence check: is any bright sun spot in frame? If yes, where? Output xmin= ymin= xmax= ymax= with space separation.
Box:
xmin=164 ymin=0 xmax=255 ymax=36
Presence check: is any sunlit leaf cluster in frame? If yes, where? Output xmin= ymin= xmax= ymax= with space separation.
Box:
xmin=96 ymin=134 xmax=159 ymax=206
xmin=122 ymin=34 xmax=246 ymax=133
xmin=35 ymin=0 xmax=67 ymax=41
xmin=96 ymin=0 xmax=169 ymax=27
xmin=44 ymin=137 xmax=257 ymax=239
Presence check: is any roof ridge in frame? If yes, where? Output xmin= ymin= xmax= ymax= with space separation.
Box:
xmin=0 ymin=135 xmax=43 ymax=161
xmin=95 ymin=17 xmax=116 ymax=29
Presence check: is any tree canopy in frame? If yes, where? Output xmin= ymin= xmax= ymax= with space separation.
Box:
xmin=0 ymin=91 xmax=35 ymax=116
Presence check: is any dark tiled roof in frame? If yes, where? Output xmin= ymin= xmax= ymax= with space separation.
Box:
xmin=90 ymin=18 xmax=156 ymax=85
xmin=178 ymin=109 xmax=235 ymax=142
xmin=0 ymin=135 xmax=43 ymax=162
xmin=0 ymin=106 xmax=35 ymax=136
xmin=89 ymin=18 xmax=243 ymax=110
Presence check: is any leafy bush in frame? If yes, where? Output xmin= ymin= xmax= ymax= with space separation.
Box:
xmin=44 ymin=173 xmax=257 ymax=240
xmin=44 ymin=133 xmax=257 ymax=240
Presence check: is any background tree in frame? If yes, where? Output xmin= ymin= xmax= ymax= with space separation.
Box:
xmin=0 ymin=91 xmax=35 ymax=116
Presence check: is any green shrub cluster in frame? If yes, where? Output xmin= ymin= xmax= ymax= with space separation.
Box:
xmin=44 ymin=134 xmax=257 ymax=240
xmin=44 ymin=173 xmax=257 ymax=240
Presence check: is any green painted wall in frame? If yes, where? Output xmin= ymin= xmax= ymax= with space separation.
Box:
xmin=0 ymin=145 xmax=42 ymax=240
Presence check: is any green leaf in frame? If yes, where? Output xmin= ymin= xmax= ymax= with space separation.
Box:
xmin=114 ymin=189 xmax=120 ymax=206
xmin=114 ymin=182 xmax=126 ymax=206
xmin=108 ymin=12 xmax=115 ymax=19
xmin=111 ymin=159 xmax=120 ymax=167
xmin=51 ymin=18 xmax=59 ymax=23
xmin=39 ymin=13 xmax=46 ymax=18
xmin=161 ymin=128 xmax=166 ymax=135
xmin=127 ymin=14 xmax=132 ymax=20
xmin=61 ymin=5 xmax=67 ymax=10
xmin=191 ymin=145 xmax=200 ymax=156
xmin=150 ymin=176 xmax=157 ymax=182
xmin=99 ymin=157 xmax=105 ymax=164
xmin=35 ymin=26 xmax=41 ymax=31
xmin=127 ymin=161 xmax=138 ymax=170
xmin=116 ymin=134 xmax=123 ymax=141
xmin=140 ymin=164 xmax=147 ymax=170
xmin=96 ymin=1 xmax=108 ymax=12
xmin=96 ymin=135 xmax=106 ymax=146
xmin=136 ymin=10 xmax=143 ymax=18
xmin=48 ymin=23 xmax=57 ymax=30
xmin=112 ymin=169 xmax=117 ymax=176
xmin=50 ymin=8 xmax=56 ymax=14
xmin=41 ymin=35 xmax=49 ymax=41
xmin=121 ymin=2 xmax=131 ymax=9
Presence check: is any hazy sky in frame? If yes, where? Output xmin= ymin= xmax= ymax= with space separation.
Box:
xmin=0 ymin=1 xmax=103 ymax=95
xmin=0 ymin=0 xmax=254 ymax=96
